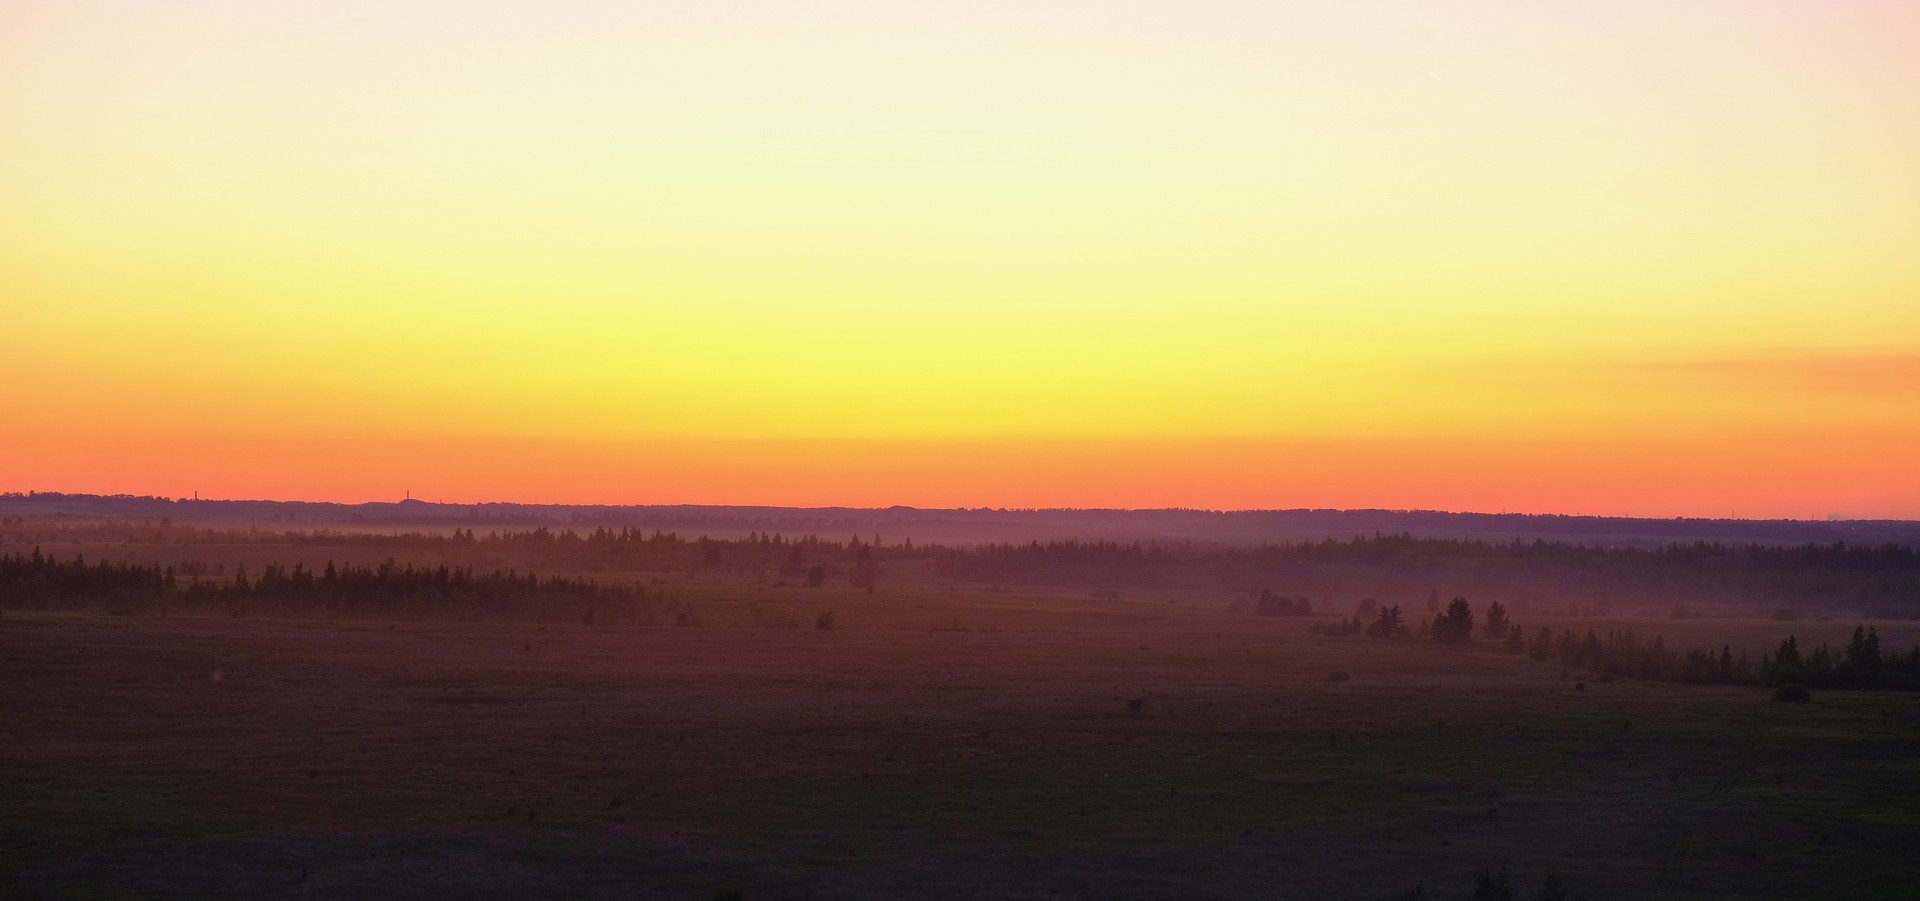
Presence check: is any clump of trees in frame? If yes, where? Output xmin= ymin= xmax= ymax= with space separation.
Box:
xmin=1522 ymin=623 xmax=1920 ymax=689
xmin=1255 ymin=588 xmax=1314 ymax=616
xmin=1309 ymin=614 xmax=1370 ymax=637
xmin=1758 ymin=626 xmax=1920 ymax=690
xmin=1305 ymin=591 xmax=1920 ymax=694
xmin=1547 ymin=627 xmax=1743 ymax=684
xmin=1366 ymin=603 xmax=1405 ymax=638
xmin=0 ymin=547 xmax=171 ymax=608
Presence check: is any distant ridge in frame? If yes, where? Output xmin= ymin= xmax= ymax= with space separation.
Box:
xmin=5 ymin=491 xmax=1918 ymax=548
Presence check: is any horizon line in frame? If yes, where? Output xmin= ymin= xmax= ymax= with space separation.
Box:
xmin=3 ymin=488 xmax=1908 ymax=525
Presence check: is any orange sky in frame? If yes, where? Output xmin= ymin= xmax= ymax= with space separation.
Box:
xmin=4 ymin=1 xmax=1917 ymax=518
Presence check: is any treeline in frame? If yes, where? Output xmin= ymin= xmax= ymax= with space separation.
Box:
xmin=951 ymin=535 xmax=1920 ymax=616
xmin=1312 ymin=595 xmax=1920 ymax=692
xmin=0 ymin=522 xmax=894 ymax=584
xmin=18 ymin=491 xmax=1920 ymax=545
xmin=1760 ymin=627 xmax=1920 ymax=691
xmin=0 ymin=548 xmax=639 ymax=623
xmin=1540 ymin=623 xmax=1920 ymax=691
xmin=8 ymin=522 xmax=1920 ymax=615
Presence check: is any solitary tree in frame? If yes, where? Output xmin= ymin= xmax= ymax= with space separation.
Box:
xmin=1846 ymin=625 xmax=1882 ymax=676
xmin=1433 ymin=597 xmax=1475 ymax=644
xmin=1366 ymin=604 xmax=1404 ymax=638
xmin=1772 ymin=635 xmax=1803 ymax=684
xmin=1529 ymin=625 xmax=1554 ymax=660
xmin=1483 ymin=601 xmax=1511 ymax=640
xmin=850 ymin=544 xmax=878 ymax=593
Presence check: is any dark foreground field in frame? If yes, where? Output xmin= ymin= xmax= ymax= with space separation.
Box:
xmin=5 ymin=603 xmax=1918 ymax=899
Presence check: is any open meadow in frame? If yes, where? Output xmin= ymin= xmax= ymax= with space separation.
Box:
xmin=7 ymin=579 xmax=1920 ymax=899
xmin=12 ymin=0 xmax=1920 ymax=894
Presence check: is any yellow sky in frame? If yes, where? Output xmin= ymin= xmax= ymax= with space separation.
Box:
xmin=4 ymin=1 xmax=1917 ymax=516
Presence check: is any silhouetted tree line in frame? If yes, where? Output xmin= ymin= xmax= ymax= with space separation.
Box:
xmin=1759 ymin=626 xmax=1920 ymax=690
xmin=19 ymin=491 xmax=1920 ymax=545
xmin=0 ymin=548 xmax=638 ymax=623
xmin=1309 ymin=594 xmax=1920 ymax=693
xmin=1540 ymin=626 xmax=1747 ymax=684
xmin=358 ymin=527 xmax=901 ymax=589
xmin=0 ymin=547 xmax=172 ymax=603
xmin=1539 ymin=624 xmax=1917 ymax=689
xmin=934 ymin=533 xmax=1920 ymax=615
xmin=9 ymin=521 xmax=1920 ymax=615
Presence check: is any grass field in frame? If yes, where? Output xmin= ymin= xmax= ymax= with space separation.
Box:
xmin=6 ymin=591 xmax=1919 ymax=899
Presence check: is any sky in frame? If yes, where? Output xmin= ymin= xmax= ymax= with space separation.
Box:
xmin=3 ymin=0 xmax=1917 ymax=517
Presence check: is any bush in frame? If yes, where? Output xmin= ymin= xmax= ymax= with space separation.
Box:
xmin=815 ymin=609 xmax=837 ymax=630
xmin=1773 ymin=683 xmax=1811 ymax=703
xmin=1326 ymin=670 xmax=1352 ymax=683
xmin=1471 ymin=868 xmax=1517 ymax=901
xmin=1406 ymin=869 xmax=1576 ymax=901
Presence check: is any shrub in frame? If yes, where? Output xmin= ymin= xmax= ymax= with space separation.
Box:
xmin=1773 ymin=683 xmax=1811 ymax=703
xmin=1326 ymin=670 xmax=1352 ymax=683
xmin=1471 ymin=868 xmax=1517 ymax=901
xmin=815 ymin=608 xmax=836 ymax=630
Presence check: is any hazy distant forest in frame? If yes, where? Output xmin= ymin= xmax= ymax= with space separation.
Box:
xmin=6 ymin=518 xmax=1920 ymax=620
